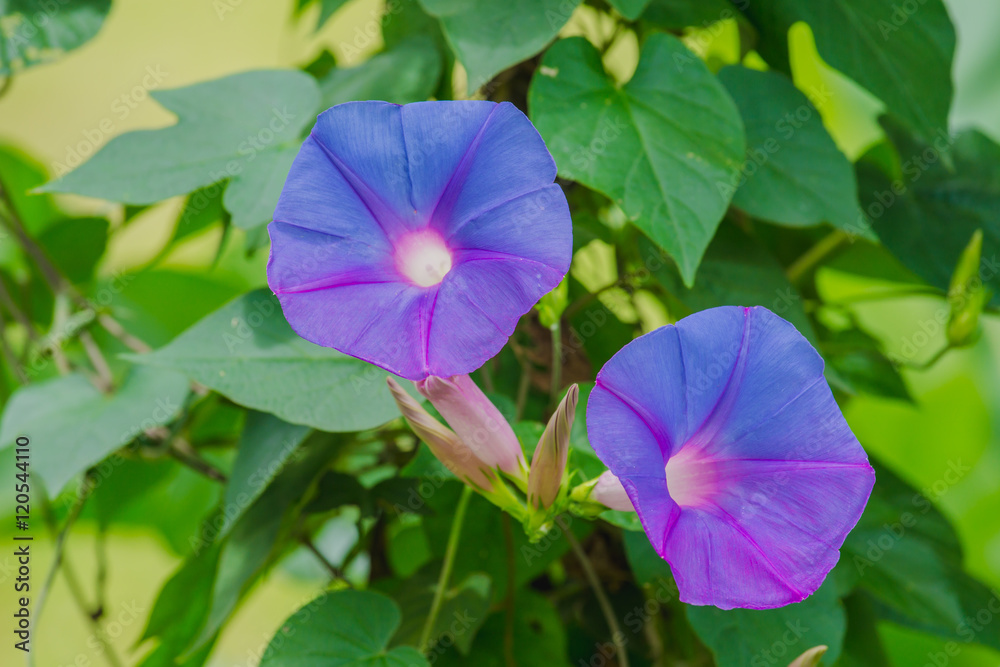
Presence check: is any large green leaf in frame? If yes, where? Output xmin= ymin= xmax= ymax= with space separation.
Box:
xmin=858 ymin=121 xmax=1000 ymax=306
xmin=41 ymin=70 xmax=320 ymax=228
xmin=419 ymin=0 xmax=580 ymax=92
xmin=741 ymin=0 xmax=955 ymax=141
xmin=0 ymin=0 xmax=111 ymax=75
xmin=686 ymin=579 xmax=847 ymax=666
xmin=842 ymin=463 xmax=1000 ymax=651
xmin=319 ymin=35 xmax=442 ymax=109
xmin=219 ymin=411 xmax=311 ymax=537
xmin=641 ymin=0 xmax=739 ymax=29
xmin=642 ymin=222 xmax=815 ymax=341
xmin=259 ymin=589 xmax=427 ymax=667
xmin=139 ymin=542 xmax=221 ymax=663
xmin=435 ymin=589 xmax=569 ymax=667
xmin=376 ymin=565 xmax=491 ymax=654
xmin=607 ymin=0 xmax=651 ymax=20
xmin=0 ymin=366 xmax=189 ymax=493
xmin=718 ymin=66 xmax=861 ymax=232
xmin=190 ymin=439 xmax=337 ymax=652
xmin=127 ymin=289 xmax=411 ymax=432
xmin=529 ymin=35 xmax=745 ymax=284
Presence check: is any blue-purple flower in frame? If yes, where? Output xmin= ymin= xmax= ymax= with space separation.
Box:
xmin=267 ymin=100 xmax=572 ymax=380
xmin=587 ymin=306 xmax=875 ymax=610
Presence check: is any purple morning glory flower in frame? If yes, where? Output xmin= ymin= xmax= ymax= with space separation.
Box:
xmin=266 ymin=100 xmax=572 ymax=380
xmin=587 ymin=306 xmax=875 ymax=610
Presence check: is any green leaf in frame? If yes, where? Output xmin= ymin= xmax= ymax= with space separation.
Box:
xmin=168 ymin=185 xmax=229 ymax=250
xmin=858 ymin=121 xmax=1000 ymax=306
xmin=376 ymin=566 xmax=491 ymax=654
xmin=434 ymin=589 xmax=569 ymax=667
xmin=140 ymin=543 xmax=221 ymax=657
xmin=127 ymin=289 xmax=411 ymax=432
xmin=0 ymin=0 xmax=111 ymax=75
xmin=820 ymin=328 xmax=912 ymax=403
xmin=36 ymin=217 xmax=108 ymax=283
xmin=842 ymin=462 xmax=1000 ymax=651
xmin=717 ymin=66 xmax=862 ymax=233
xmin=837 ymin=593 xmax=890 ymax=667
xmin=41 ymin=70 xmax=320 ymax=206
xmin=319 ymin=35 xmax=442 ymax=108
xmin=529 ymin=35 xmax=745 ymax=283
xmin=623 ymin=529 xmax=674 ymax=587
xmin=686 ymin=578 xmax=847 ymax=666
xmin=642 ymin=0 xmax=739 ymax=29
xmin=419 ymin=0 xmax=580 ymax=92
xmin=259 ymin=589 xmax=428 ymax=667
xmin=0 ymin=366 xmax=189 ymax=493
xmin=317 ymin=0 xmax=349 ymax=28
xmin=190 ymin=439 xmax=337 ymax=652
xmin=219 ymin=411 xmax=310 ymax=537
xmin=642 ymin=222 xmax=815 ymax=341
xmin=607 ymin=0 xmax=651 ymax=20
xmin=741 ymin=0 xmax=955 ymax=141
xmin=222 ymin=143 xmax=299 ymax=230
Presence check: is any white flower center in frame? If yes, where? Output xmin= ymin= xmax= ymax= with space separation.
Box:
xmin=395 ymin=229 xmax=453 ymax=288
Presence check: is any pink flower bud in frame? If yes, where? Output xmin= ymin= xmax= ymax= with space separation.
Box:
xmin=528 ymin=385 xmax=578 ymax=508
xmin=414 ymin=374 xmax=526 ymax=479
xmin=386 ymin=378 xmax=495 ymax=491
xmin=590 ymin=470 xmax=635 ymax=512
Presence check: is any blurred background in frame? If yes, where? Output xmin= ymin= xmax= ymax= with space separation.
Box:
xmin=0 ymin=0 xmax=998 ymax=665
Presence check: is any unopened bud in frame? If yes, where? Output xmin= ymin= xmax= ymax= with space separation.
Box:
xmin=386 ymin=377 xmax=495 ymax=491
xmin=947 ymin=229 xmax=989 ymax=347
xmin=582 ymin=470 xmax=634 ymax=512
xmin=788 ymin=646 xmax=827 ymax=667
xmin=527 ymin=385 xmax=578 ymax=508
xmin=415 ymin=375 xmax=526 ymax=480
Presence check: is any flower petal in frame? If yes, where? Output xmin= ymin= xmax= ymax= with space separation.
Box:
xmin=587 ymin=305 xmax=875 ymax=609
xmin=424 ymin=255 xmax=563 ymax=377
xmin=400 ymin=101 xmax=557 ymax=236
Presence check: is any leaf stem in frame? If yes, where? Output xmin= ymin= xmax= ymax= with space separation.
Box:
xmin=556 ymin=516 xmax=629 ymax=667
xmin=420 ymin=485 xmax=473 ymax=652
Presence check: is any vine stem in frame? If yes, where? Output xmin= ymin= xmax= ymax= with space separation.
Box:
xmin=786 ymin=230 xmax=849 ymax=285
xmin=502 ymin=514 xmax=517 ymax=667
xmin=556 ymin=516 xmax=630 ymax=667
xmin=550 ymin=321 xmax=563 ymax=407
xmin=419 ymin=485 xmax=473 ymax=652
xmin=32 ymin=482 xmax=125 ymax=667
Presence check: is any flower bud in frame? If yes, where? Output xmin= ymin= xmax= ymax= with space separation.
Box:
xmin=586 ymin=470 xmax=635 ymax=512
xmin=788 ymin=646 xmax=827 ymax=667
xmin=947 ymin=229 xmax=988 ymax=348
xmin=527 ymin=384 xmax=578 ymax=508
xmin=386 ymin=377 xmax=495 ymax=491
xmin=414 ymin=374 xmax=526 ymax=479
